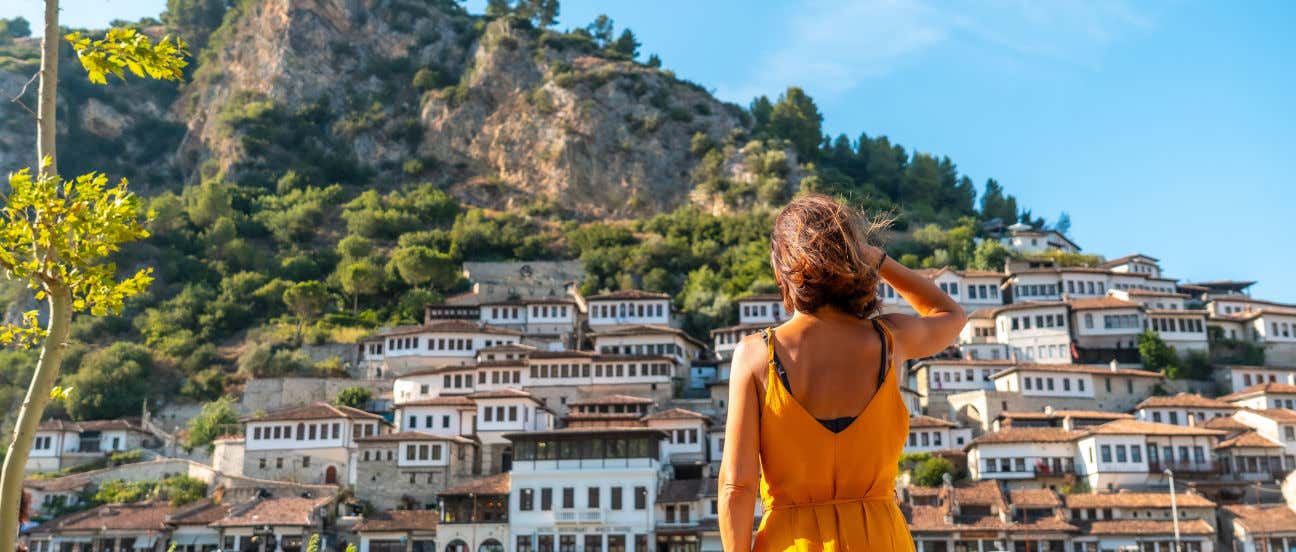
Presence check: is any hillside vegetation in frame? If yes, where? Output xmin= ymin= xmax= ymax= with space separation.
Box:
xmin=0 ymin=0 xmax=1061 ymax=425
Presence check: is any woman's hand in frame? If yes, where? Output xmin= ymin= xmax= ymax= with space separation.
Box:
xmin=862 ymin=243 xmax=886 ymax=274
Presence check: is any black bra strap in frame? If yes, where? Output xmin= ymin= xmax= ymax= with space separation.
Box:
xmin=870 ymin=318 xmax=890 ymax=388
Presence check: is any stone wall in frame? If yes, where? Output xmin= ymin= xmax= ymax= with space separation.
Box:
xmin=239 ymin=378 xmax=393 ymax=413
xmin=242 ymin=446 xmax=351 ymax=485
xmin=353 ymin=442 xmax=476 ymax=510
xmin=523 ymin=383 xmax=670 ymax=417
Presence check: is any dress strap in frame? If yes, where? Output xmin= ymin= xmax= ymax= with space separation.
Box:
xmin=762 ymin=328 xmax=793 ymax=397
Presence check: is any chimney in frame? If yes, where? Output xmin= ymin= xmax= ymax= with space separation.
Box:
xmin=1044 ymin=405 xmax=1056 ymax=415
xmin=1187 ymin=413 xmax=1197 ymax=427
xmin=1061 ymin=416 xmax=1075 ymax=432
xmin=1109 ymin=359 xmax=1119 ymax=372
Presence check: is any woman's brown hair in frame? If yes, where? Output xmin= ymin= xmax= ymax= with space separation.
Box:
xmin=770 ymin=193 xmax=889 ymax=317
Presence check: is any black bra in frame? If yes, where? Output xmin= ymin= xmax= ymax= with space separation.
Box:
xmin=763 ymin=319 xmax=890 ymax=433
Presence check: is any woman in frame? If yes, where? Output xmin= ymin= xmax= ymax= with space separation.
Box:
xmin=719 ymin=194 xmax=967 ymax=551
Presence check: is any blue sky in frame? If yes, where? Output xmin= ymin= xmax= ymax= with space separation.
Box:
xmin=8 ymin=1 xmax=1295 ymax=301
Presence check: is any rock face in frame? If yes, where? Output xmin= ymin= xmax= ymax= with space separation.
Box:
xmin=1 ymin=0 xmax=797 ymax=218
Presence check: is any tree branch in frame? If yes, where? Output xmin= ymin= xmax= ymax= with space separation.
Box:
xmin=1 ymin=72 xmax=40 ymax=118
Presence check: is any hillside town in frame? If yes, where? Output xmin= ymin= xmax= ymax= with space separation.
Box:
xmin=17 ymin=223 xmax=1296 ymax=552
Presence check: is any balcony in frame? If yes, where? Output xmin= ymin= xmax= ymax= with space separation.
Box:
xmin=1148 ymin=461 xmax=1219 ymax=475
xmin=981 ymin=457 xmax=1075 ymax=478
xmin=553 ymin=509 xmax=604 ymax=524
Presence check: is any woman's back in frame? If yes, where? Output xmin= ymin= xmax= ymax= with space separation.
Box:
xmin=752 ymin=318 xmax=912 ymax=551
xmin=718 ymin=194 xmax=966 ymax=552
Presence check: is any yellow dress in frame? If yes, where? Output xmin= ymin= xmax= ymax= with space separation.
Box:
xmin=753 ymin=323 xmax=915 ymax=552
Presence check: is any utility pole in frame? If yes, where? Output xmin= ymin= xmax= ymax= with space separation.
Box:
xmin=1164 ymin=468 xmax=1181 ymax=552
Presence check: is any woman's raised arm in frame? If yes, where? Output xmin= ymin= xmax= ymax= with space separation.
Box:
xmin=872 ymin=252 xmax=968 ymax=359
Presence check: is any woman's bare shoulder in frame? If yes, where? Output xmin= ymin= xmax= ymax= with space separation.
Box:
xmin=730 ymin=331 xmax=770 ymax=386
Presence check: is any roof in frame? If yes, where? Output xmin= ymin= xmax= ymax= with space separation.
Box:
xmin=438 ymin=473 xmax=509 ymax=496
xmin=999 ymin=410 xmax=1134 ymax=422
xmin=909 ymin=415 xmax=958 ymax=429
xmin=37 ymin=418 xmax=148 ymax=433
xmin=907 ymin=505 xmax=1078 ymax=533
xmin=1085 ymin=519 xmax=1214 ymax=536
xmin=1100 ymin=253 xmax=1161 ymax=267
xmin=1080 ymin=419 xmax=1226 ymax=438
xmin=567 ymin=394 xmax=655 ymax=406
xmin=211 ymin=495 xmax=335 ymax=527
xmin=24 ymin=476 xmax=92 ymax=493
xmin=33 ymin=501 xmax=174 ymax=533
xmin=1068 ymin=297 xmax=1141 ymax=310
xmin=353 ymin=509 xmax=440 ymax=532
xmin=366 ymin=319 xmax=522 ymax=339
xmin=1009 ymin=488 xmax=1061 ymax=508
xmin=241 ymin=402 xmax=386 ymax=423
xmin=396 ymin=396 xmax=477 ymax=408
xmin=1220 ymin=382 xmax=1296 ymax=401
xmin=1122 ymin=289 xmax=1188 ymax=298
xmin=642 ymin=408 xmax=712 ymax=424
xmin=169 ymin=500 xmax=232 ymax=526
xmin=1202 ymin=416 xmax=1250 ymax=432
xmin=466 ymin=389 xmax=537 ymax=400
xmin=967 ymin=308 xmax=996 ymax=320
xmin=991 ymin=301 xmax=1070 ymax=316
xmin=912 ymin=359 xmax=1016 ymax=367
xmin=356 ymin=431 xmax=476 ymax=445
xmin=992 ymin=363 xmax=1164 ymax=379
xmin=709 ymin=322 xmax=770 ymax=336
xmin=970 ymin=428 xmax=1079 ymax=445
xmin=1226 ymin=504 xmax=1296 ymax=533
xmin=503 ymin=426 xmax=668 ymax=441
xmin=658 ymin=478 xmax=711 ymax=503
xmin=1216 ymin=431 xmax=1283 ymax=450
xmin=528 ymin=349 xmax=597 ymax=360
xmin=1135 ymin=393 xmax=1236 ymax=410
xmin=585 ymin=290 xmax=671 ymax=301
xmin=735 ymin=293 xmax=782 ymax=302
xmin=1240 ymin=408 xmax=1296 ymax=423
xmin=590 ymin=324 xmax=708 ymax=348
xmin=1065 ymin=492 xmax=1215 ymax=509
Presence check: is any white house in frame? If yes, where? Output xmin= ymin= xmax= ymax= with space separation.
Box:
xmin=906 ymin=415 xmax=972 ymax=453
xmin=1073 ymin=419 xmax=1224 ymax=492
xmin=1225 ymin=503 xmax=1296 ymax=552
xmin=506 ymin=428 xmax=664 ymax=552
xmin=999 ymin=224 xmax=1080 ymax=254
xmin=965 ymin=427 xmax=1079 ymax=489
xmin=586 ymin=290 xmax=675 ymax=329
xmin=27 ymin=419 xmax=159 ymax=473
xmin=358 ymin=320 xmax=524 ymax=378
xmin=590 ymin=325 xmax=706 ymax=375
xmin=1232 ymin=408 xmax=1296 ymax=470
xmin=1219 ymin=365 xmax=1296 ymax=394
xmin=435 ymin=474 xmax=511 ymax=552
xmin=241 ymin=402 xmax=388 ymax=485
xmin=468 ymin=389 xmax=554 ymax=473
xmin=993 ymin=302 xmax=1073 ymax=363
xmin=394 ymin=396 xmax=477 ymax=436
xmin=1068 ymin=296 xmax=1144 ymax=353
xmin=1220 ymin=382 xmax=1296 ymax=410
xmin=1133 ymin=393 xmax=1237 ymax=426
xmin=642 ymin=408 xmax=712 ymax=469
xmin=1065 ymin=491 xmax=1217 ymax=552
xmin=957 ymin=310 xmax=1011 ymax=361
xmin=1100 ymin=254 xmax=1164 ymax=279
xmin=352 ymin=510 xmax=440 ymax=552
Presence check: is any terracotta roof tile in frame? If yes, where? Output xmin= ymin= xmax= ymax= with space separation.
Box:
xmin=353 ymin=509 xmax=440 ymax=532
xmin=567 ymin=394 xmax=655 ymax=406
xmin=34 ymin=501 xmax=174 ymax=533
xmin=970 ymin=428 xmax=1079 ymax=445
xmin=466 ymin=389 xmax=536 ymax=400
xmin=368 ymin=320 xmax=523 ymax=338
xmin=211 ymin=496 xmax=335 ymax=527
xmin=1081 ymin=419 xmax=1225 ymax=437
xmin=994 ymin=364 xmax=1164 ymax=379
xmin=1216 ymin=431 xmax=1283 ymax=450
xmin=1085 ymin=519 xmax=1214 ymax=536
xmin=1065 ymin=492 xmax=1215 ymax=509
xmin=1220 ymin=382 xmax=1296 ymax=401
xmin=1068 ymin=297 xmax=1141 ymax=310
xmin=356 ymin=431 xmax=476 ymax=445
xmin=586 ymin=290 xmax=670 ymax=300
xmin=909 ymin=415 xmax=958 ymax=429
xmin=241 ymin=402 xmax=385 ymax=423
xmin=438 ymin=473 xmax=509 ymax=496
xmin=1202 ymin=416 xmax=1250 ymax=432
xmin=999 ymin=410 xmax=1134 ymax=422
xmin=396 ymin=396 xmax=477 ymax=408
xmin=1135 ymin=393 xmax=1236 ymax=410
xmin=642 ymin=408 xmax=712 ymax=423
xmin=1242 ymin=408 xmax=1296 ymax=423
xmin=1226 ymin=504 xmax=1296 ymax=533
xmin=1009 ymin=489 xmax=1061 ymax=508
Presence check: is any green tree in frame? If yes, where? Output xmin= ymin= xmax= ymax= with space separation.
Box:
xmin=586 ymin=14 xmax=614 ymax=47
xmin=392 ymin=246 xmax=457 ymax=290
xmin=979 ymin=178 xmax=1018 ymax=222
xmin=646 ymin=53 xmax=661 ymax=68
xmin=913 ymin=457 xmax=955 ymax=487
xmin=0 ymin=12 xmax=185 ymax=545
xmin=485 ymin=0 xmax=511 ymax=18
xmin=767 ymin=87 xmax=823 ymax=161
xmin=1054 ymin=211 xmax=1072 ymax=236
xmin=1138 ymin=330 xmax=1180 ymax=376
xmin=339 ymin=260 xmax=382 ymax=311
xmin=306 ymin=535 xmax=321 ymax=552
xmin=334 ymin=387 xmax=372 ymax=409
xmin=337 ymin=234 xmax=374 ymax=261
xmin=185 ymin=397 xmax=239 ymax=452
xmin=0 ymin=17 xmax=32 ymax=41
xmin=609 ymin=29 xmax=639 ymax=59
xmin=62 ymin=343 xmax=154 ymax=420
xmin=282 ymin=281 xmax=329 ymax=338
xmin=971 ymin=239 xmax=1011 ymax=272
xmin=156 ymin=475 xmax=206 ymax=506
xmin=161 ymin=0 xmax=228 ymax=50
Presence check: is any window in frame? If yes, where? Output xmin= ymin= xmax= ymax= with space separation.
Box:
xmin=634 ymin=486 xmax=647 ymax=510
xmin=520 ymin=489 xmax=534 ymax=511
xmin=611 ymin=487 xmax=623 ymax=509
xmin=1131 ymin=445 xmax=1142 ymax=463
xmin=562 ymin=487 xmax=574 ymax=509
xmin=541 ymin=488 xmax=553 ymax=511
xmin=588 ymin=487 xmax=600 ymax=508
xmin=1101 ymin=445 xmax=1112 ymax=463
xmin=1115 ymin=445 xmax=1127 ymax=462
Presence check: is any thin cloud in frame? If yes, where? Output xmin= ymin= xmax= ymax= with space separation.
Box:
xmin=717 ymin=0 xmax=1154 ymax=103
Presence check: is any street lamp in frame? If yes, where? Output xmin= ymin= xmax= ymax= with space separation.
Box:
xmin=1164 ymin=468 xmax=1181 ymax=552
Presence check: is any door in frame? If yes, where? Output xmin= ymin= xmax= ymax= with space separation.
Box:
xmin=325 ymin=465 xmax=338 ymax=484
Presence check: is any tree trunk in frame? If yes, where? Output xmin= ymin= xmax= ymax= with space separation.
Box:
xmin=0 ymin=286 xmax=72 ymax=552
xmin=36 ymin=0 xmax=59 ymax=176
